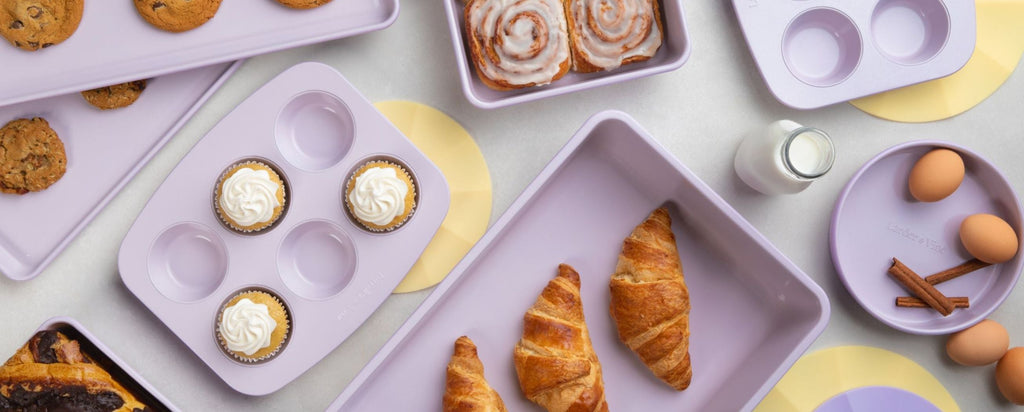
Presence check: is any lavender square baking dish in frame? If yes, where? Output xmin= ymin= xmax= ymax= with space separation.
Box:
xmin=327 ymin=110 xmax=829 ymax=411
xmin=0 ymin=1 xmax=398 ymax=107
xmin=0 ymin=62 xmax=240 ymax=281
xmin=444 ymin=0 xmax=692 ymax=109
xmin=27 ymin=316 xmax=177 ymax=411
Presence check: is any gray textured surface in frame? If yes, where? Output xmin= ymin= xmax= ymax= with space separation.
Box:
xmin=1 ymin=1 xmax=1021 ymax=410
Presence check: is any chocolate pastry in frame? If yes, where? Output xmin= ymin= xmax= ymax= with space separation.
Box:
xmin=0 ymin=330 xmax=151 ymax=411
xmin=0 ymin=117 xmax=67 ymax=194
xmin=275 ymin=0 xmax=332 ymax=9
xmin=81 ymin=80 xmax=149 ymax=110
xmin=134 ymin=0 xmax=222 ymax=33
xmin=0 ymin=0 xmax=84 ymax=51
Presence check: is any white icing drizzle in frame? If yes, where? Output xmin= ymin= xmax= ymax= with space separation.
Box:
xmin=467 ymin=0 xmax=571 ymax=87
xmin=218 ymin=167 xmax=281 ymax=228
xmin=348 ymin=166 xmax=409 ymax=226
xmin=219 ymin=298 xmax=277 ymax=356
xmin=568 ymin=0 xmax=663 ymax=69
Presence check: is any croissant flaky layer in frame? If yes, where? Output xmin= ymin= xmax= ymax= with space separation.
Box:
xmin=514 ymin=264 xmax=609 ymax=412
xmin=0 ymin=330 xmax=150 ymax=412
xmin=444 ymin=336 xmax=507 ymax=412
xmin=610 ymin=207 xmax=692 ymax=390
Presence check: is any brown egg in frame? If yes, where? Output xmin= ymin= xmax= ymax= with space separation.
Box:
xmin=960 ymin=214 xmax=1020 ymax=264
xmin=946 ymin=319 xmax=1009 ymax=366
xmin=997 ymin=347 xmax=1024 ymax=405
xmin=908 ymin=148 xmax=965 ymax=202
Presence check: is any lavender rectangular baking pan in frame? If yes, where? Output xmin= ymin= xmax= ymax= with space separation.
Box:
xmin=327 ymin=111 xmax=830 ymax=411
xmin=0 ymin=1 xmax=398 ymax=107
xmin=732 ymin=0 xmax=976 ymax=109
xmin=0 ymin=61 xmax=240 ymax=281
xmin=118 ymin=62 xmax=450 ymax=396
xmin=444 ymin=0 xmax=691 ymax=109
xmin=31 ymin=316 xmax=176 ymax=411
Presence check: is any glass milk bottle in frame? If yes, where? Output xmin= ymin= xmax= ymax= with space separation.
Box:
xmin=734 ymin=120 xmax=835 ymax=195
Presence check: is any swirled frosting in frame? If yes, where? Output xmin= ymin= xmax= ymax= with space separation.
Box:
xmin=219 ymin=298 xmax=277 ymax=356
xmin=218 ymin=167 xmax=281 ymax=228
xmin=467 ymin=0 xmax=571 ymax=87
xmin=568 ymin=0 xmax=663 ymax=70
xmin=348 ymin=166 xmax=409 ymax=226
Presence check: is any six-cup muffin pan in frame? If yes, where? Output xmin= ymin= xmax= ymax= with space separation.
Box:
xmin=732 ymin=0 xmax=976 ymax=109
xmin=117 ymin=62 xmax=450 ymax=395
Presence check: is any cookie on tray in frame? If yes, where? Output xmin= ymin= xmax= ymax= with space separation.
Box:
xmin=0 ymin=117 xmax=67 ymax=195
xmin=134 ymin=0 xmax=222 ymax=33
xmin=81 ymin=80 xmax=148 ymax=110
xmin=0 ymin=0 xmax=84 ymax=51
xmin=275 ymin=0 xmax=332 ymax=9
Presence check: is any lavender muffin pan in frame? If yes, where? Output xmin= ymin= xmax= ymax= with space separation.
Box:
xmin=732 ymin=0 xmax=976 ymax=109
xmin=328 ymin=111 xmax=829 ymax=411
xmin=0 ymin=62 xmax=239 ymax=281
xmin=118 ymin=62 xmax=449 ymax=395
xmin=0 ymin=1 xmax=398 ymax=107
xmin=831 ymin=141 xmax=1023 ymax=335
xmin=32 ymin=316 xmax=176 ymax=411
xmin=444 ymin=0 xmax=692 ymax=109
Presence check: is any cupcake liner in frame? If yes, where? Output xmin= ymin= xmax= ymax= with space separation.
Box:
xmin=214 ymin=160 xmax=288 ymax=234
xmin=344 ymin=159 xmax=418 ymax=233
xmin=215 ymin=289 xmax=291 ymax=364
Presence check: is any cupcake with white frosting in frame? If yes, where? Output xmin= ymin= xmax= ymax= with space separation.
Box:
xmin=345 ymin=160 xmax=416 ymax=232
xmin=215 ymin=161 xmax=287 ymax=233
xmin=216 ymin=290 xmax=290 ymax=363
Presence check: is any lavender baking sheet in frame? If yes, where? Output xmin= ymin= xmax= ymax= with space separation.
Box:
xmin=118 ymin=62 xmax=450 ymax=396
xmin=33 ymin=316 xmax=176 ymax=411
xmin=444 ymin=0 xmax=691 ymax=109
xmin=0 ymin=1 xmax=398 ymax=107
xmin=328 ymin=111 xmax=830 ymax=411
xmin=0 ymin=61 xmax=240 ymax=281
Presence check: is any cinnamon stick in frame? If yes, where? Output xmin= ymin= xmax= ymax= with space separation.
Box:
xmin=925 ymin=259 xmax=991 ymax=285
xmin=888 ymin=258 xmax=955 ymax=316
xmin=896 ymin=296 xmax=970 ymax=309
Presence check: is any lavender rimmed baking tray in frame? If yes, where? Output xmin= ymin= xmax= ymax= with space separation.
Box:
xmin=117 ymin=62 xmax=450 ymax=396
xmin=0 ymin=62 xmax=240 ymax=281
xmin=328 ymin=111 xmax=829 ymax=411
xmin=444 ymin=0 xmax=691 ymax=109
xmin=0 ymin=1 xmax=398 ymax=107
xmin=732 ymin=0 xmax=976 ymax=109
xmin=830 ymin=141 xmax=1023 ymax=335
xmin=28 ymin=316 xmax=177 ymax=411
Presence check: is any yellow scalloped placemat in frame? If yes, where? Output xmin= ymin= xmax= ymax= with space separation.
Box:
xmin=850 ymin=0 xmax=1024 ymax=123
xmin=755 ymin=346 xmax=960 ymax=412
xmin=375 ymin=101 xmax=492 ymax=294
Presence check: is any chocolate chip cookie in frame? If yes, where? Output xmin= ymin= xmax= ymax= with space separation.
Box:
xmin=80 ymin=80 xmax=148 ymax=110
xmin=0 ymin=0 xmax=84 ymax=51
xmin=134 ymin=0 xmax=222 ymax=33
xmin=0 ymin=117 xmax=67 ymax=194
xmin=275 ymin=0 xmax=332 ymax=9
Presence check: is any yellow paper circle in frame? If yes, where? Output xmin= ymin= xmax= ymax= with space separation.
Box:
xmin=375 ymin=101 xmax=492 ymax=294
xmin=755 ymin=346 xmax=960 ymax=412
xmin=850 ymin=0 xmax=1024 ymax=123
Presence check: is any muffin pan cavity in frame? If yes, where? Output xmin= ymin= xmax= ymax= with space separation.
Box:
xmin=783 ymin=8 xmax=862 ymax=87
xmin=148 ymin=223 xmax=229 ymax=303
xmin=275 ymin=92 xmax=356 ymax=171
xmin=871 ymin=0 xmax=950 ymax=65
xmin=733 ymin=0 xmax=975 ymax=109
xmin=118 ymin=62 xmax=450 ymax=395
xmin=278 ymin=220 xmax=357 ymax=300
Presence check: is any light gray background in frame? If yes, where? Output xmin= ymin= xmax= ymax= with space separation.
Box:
xmin=1 ymin=1 xmax=1021 ymax=410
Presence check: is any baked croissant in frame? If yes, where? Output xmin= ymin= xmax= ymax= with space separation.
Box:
xmin=609 ymin=207 xmax=692 ymax=390
xmin=514 ymin=264 xmax=609 ymax=412
xmin=0 ymin=330 xmax=150 ymax=411
xmin=444 ymin=336 xmax=507 ymax=412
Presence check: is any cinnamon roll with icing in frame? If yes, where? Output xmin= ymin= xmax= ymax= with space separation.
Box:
xmin=464 ymin=0 xmax=572 ymax=90
xmin=564 ymin=0 xmax=664 ymax=72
